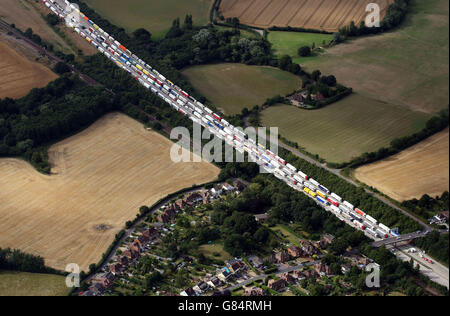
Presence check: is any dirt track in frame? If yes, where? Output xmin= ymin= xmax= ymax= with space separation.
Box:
xmin=0 ymin=113 xmax=219 ymax=271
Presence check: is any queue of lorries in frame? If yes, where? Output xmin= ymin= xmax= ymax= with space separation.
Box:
xmin=43 ymin=0 xmax=400 ymax=241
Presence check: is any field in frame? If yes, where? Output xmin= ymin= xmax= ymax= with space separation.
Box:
xmin=0 ymin=0 xmax=96 ymax=56
xmin=0 ymin=41 xmax=58 ymax=99
xmin=302 ymin=0 xmax=449 ymax=115
xmin=268 ymin=31 xmax=333 ymax=59
xmin=219 ymin=0 xmax=393 ymax=32
xmin=261 ymin=96 xmax=430 ymax=163
xmin=182 ymin=63 xmax=302 ymax=115
xmin=0 ymin=113 xmax=219 ymax=271
xmin=198 ymin=243 xmax=232 ymax=262
xmin=0 ymin=271 xmax=69 ymax=296
xmin=84 ymin=0 xmax=212 ymax=39
xmin=354 ymin=128 xmax=449 ymax=202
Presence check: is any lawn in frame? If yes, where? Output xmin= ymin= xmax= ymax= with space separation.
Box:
xmin=267 ymin=31 xmax=334 ymax=62
xmin=270 ymin=224 xmax=302 ymax=246
xmin=84 ymin=0 xmax=212 ymax=39
xmin=198 ymin=243 xmax=232 ymax=262
xmin=261 ymin=94 xmax=430 ymax=163
xmin=0 ymin=271 xmax=69 ymax=296
xmin=182 ymin=63 xmax=302 ymax=115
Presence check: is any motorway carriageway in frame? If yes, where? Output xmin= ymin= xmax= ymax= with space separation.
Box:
xmin=44 ymin=0 xmax=399 ymax=243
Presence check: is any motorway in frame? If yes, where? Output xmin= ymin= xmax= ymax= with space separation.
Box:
xmin=41 ymin=1 xmax=449 ymax=287
xmin=43 ymin=0 xmax=398 ymax=243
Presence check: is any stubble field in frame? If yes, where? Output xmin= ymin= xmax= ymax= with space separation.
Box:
xmin=0 ymin=41 xmax=58 ymax=99
xmin=355 ymin=128 xmax=449 ymax=201
xmin=0 ymin=113 xmax=219 ymax=271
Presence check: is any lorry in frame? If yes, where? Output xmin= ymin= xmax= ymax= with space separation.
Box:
xmin=330 ymin=193 xmax=343 ymax=202
xmin=343 ymin=201 xmax=354 ymax=210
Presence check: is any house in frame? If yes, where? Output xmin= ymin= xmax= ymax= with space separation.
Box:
xmin=210 ymin=187 xmax=223 ymax=196
xmin=119 ymin=256 xmax=129 ymax=266
xmin=123 ymin=249 xmax=139 ymax=260
xmin=247 ymin=255 xmax=263 ymax=269
xmin=281 ymin=273 xmax=297 ymax=285
xmin=193 ymin=282 xmax=209 ymax=294
xmin=222 ymin=183 xmax=235 ymax=192
xmin=233 ymin=179 xmax=247 ymax=192
xmin=207 ymin=276 xmax=221 ymax=288
xmin=175 ymin=199 xmax=186 ymax=209
xmin=201 ymin=190 xmax=212 ymax=204
xmin=184 ymin=192 xmax=203 ymax=206
xmin=267 ymin=279 xmax=286 ymax=292
xmin=211 ymin=289 xmax=231 ymax=296
xmin=158 ymin=207 xmax=177 ymax=223
xmin=80 ymin=290 xmax=96 ymax=296
xmin=312 ymin=92 xmax=325 ymax=101
xmin=217 ymin=268 xmax=233 ymax=282
xmin=129 ymin=240 xmax=141 ymax=253
xmin=318 ymin=234 xmax=335 ymax=249
xmin=254 ymin=213 xmax=269 ymax=223
xmin=109 ymin=262 xmax=122 ymax=274
xmin=300 ymin=240 xmax=317 ymax=256
xmin=88 ymin=283 xmax=105 ymax=295
xmin=314 ymin=263 xmax=332 ymax=276
xmin=292 ymin=270 xmax=306 ymax=280
xmin=226 ymin=259 xmax=246 ymax=273
xmin=142 ymin=227 xmax=160 ymax=241
xmin=288 ymin=245 xmax=303 ymax=258
xmin=91 ymin=272 xmax=115 ymax=289
xmin=273 ymin=250 xmax=290 ymax=264
xmin=180 ymin=287 xmax=197 ymax=296
xmin=244 ymin=286 xmax=266 ymax=296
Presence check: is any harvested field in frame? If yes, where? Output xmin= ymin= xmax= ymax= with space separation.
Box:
xmin=355 ymin=128 xmax=449 ymax=202
xmin=182 ymin=63 xmax=301 ymax=115
xmin=219 ymin=0 xmax=394 ymax=32
xmin=0 ymin=41 xmax=58 ymax=99
xmin=0 ymin=271 xmax=69 ymax=296
xmin=0 ymin=113 xmax=219 ymax=271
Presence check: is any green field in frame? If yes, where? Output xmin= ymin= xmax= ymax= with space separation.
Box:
xmin=84 ymin=0 xmax=212 ymax=38
xmin=0 ymin=271 xmax=69 ymax=296
xmin=198 ymin=243 xmax=232 ymax=262
xmin=182 ymin=63 xmax=302 ymax=115
xmin=267 ymin=31 xmax=334 ymax=63
xmin=261 ymin=94 xmax=430 ymax=163
xmin=301 ymin=0 xmax=449 ymax=114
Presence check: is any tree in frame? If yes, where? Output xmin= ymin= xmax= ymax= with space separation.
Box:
xmin=311 ymin=70 xmax=321 ymax=81
xmin=53 ymin=62 xmax=71 ymax=75
xmin=278 ymin=55 xmax=293 ymax=71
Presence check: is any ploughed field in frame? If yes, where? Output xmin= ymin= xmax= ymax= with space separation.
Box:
xmin=84 ymin=0 xmax=212 ymax=38
xmin=355 ymin=128 xmax=449 ymax=202
xmin=219 ymin=0 xmax=393 ymax=32
xmin=182 ymin=63 xmax=301 ymax=115
xmin=0 ymin=113 xmax=219 ymax=271
xmin=0 ymin=41 xmax=58 ymax=99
